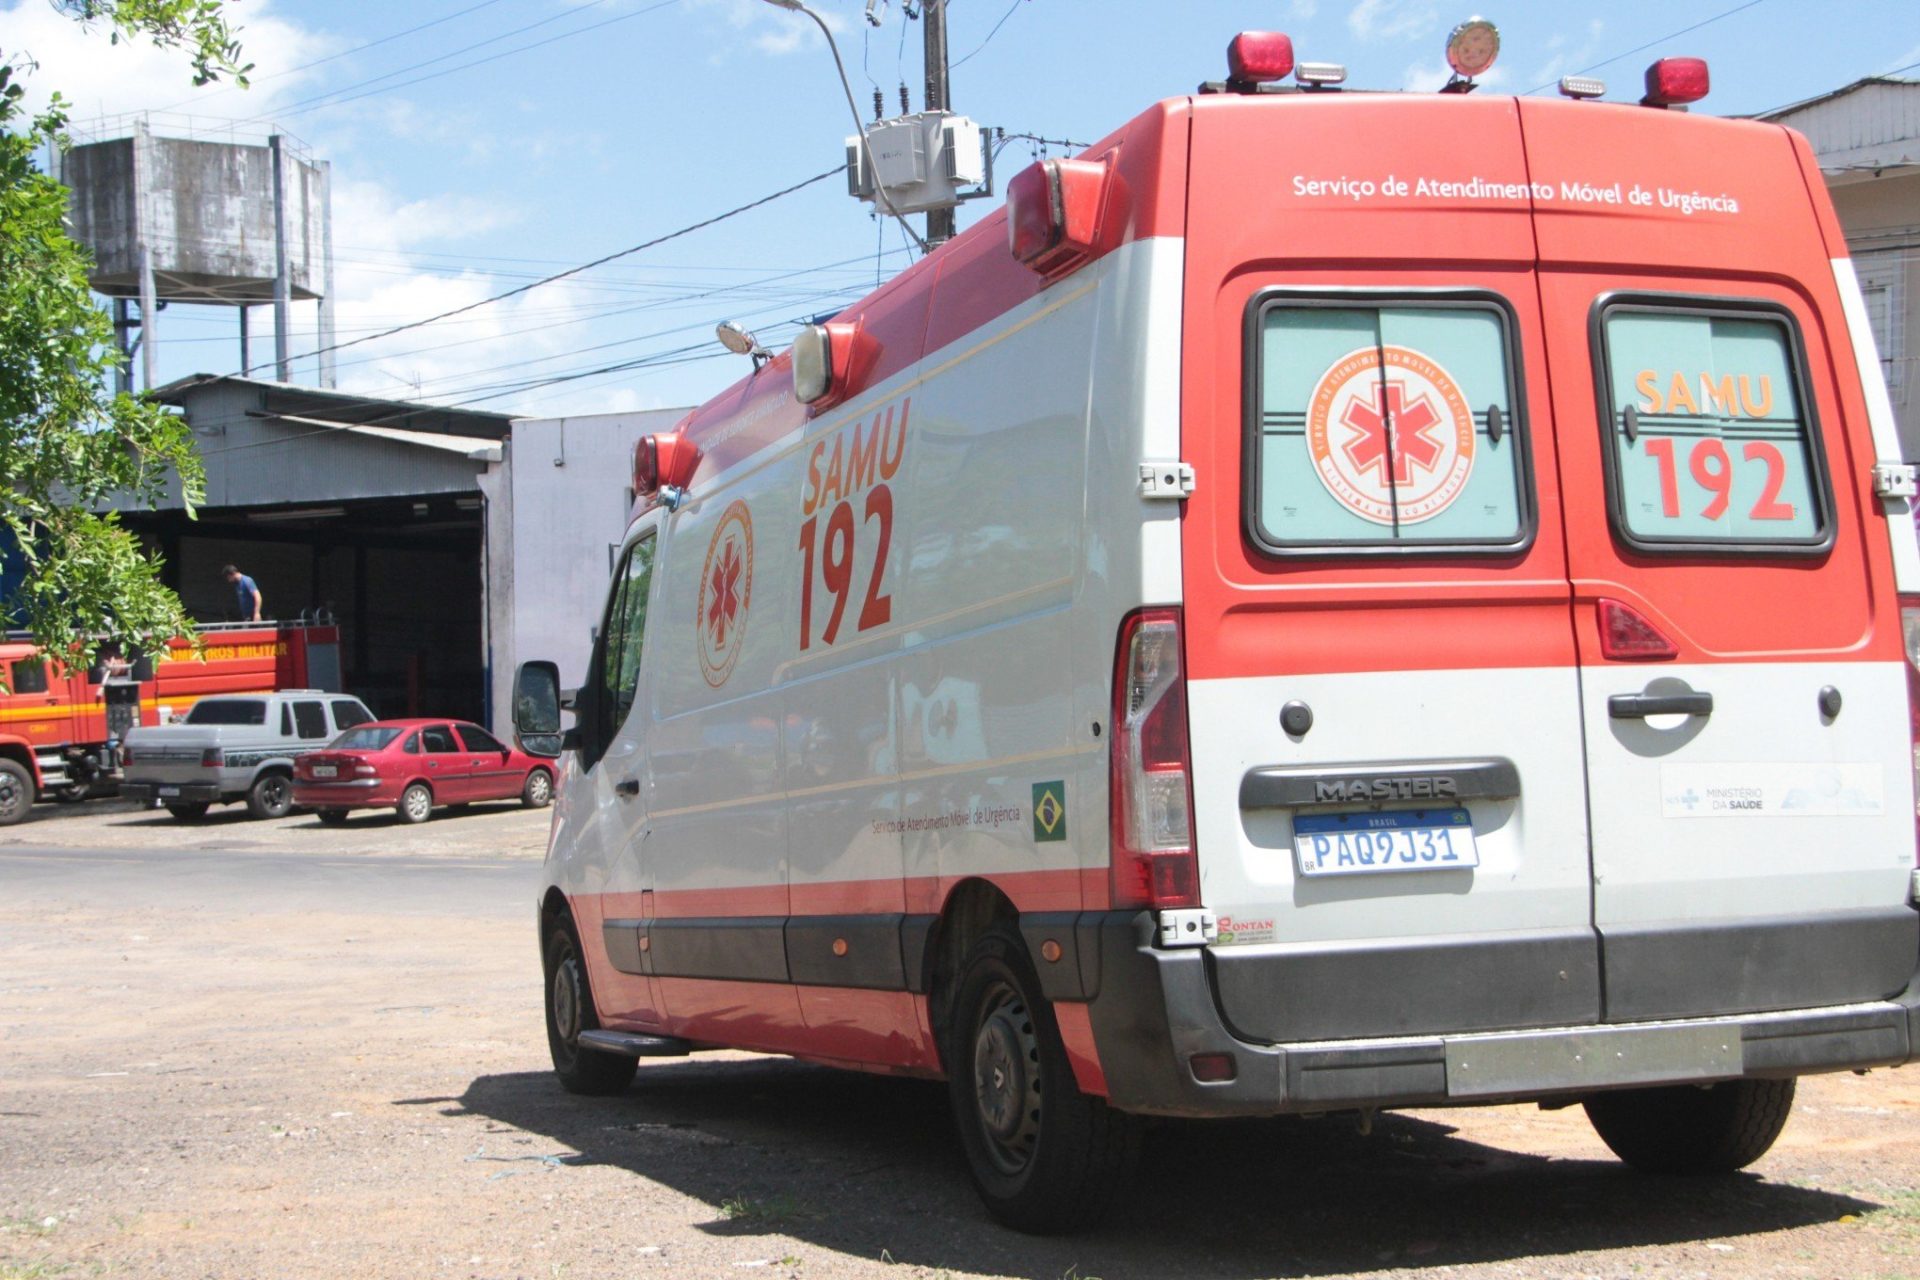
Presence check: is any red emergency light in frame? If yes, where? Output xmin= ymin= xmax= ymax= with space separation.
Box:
xmin=1007 ymin=158 xmax=1108 ymax=280
xmin=633 ymin=431 xmax=699 ymax=499
xmin=1227 ymin=31 xmax=1294 ymax=84
xmin=1642 ymin=57 xmax=1709 ymax=108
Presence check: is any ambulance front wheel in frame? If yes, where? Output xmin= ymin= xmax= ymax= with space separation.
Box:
xmin=945 ymin=925 xmax=1140 ymax=1234
xmin=542 ymin=920 xmax=637 ymax=1097
xmin=1584 ymin=1077 xmax=1796 ymax=1174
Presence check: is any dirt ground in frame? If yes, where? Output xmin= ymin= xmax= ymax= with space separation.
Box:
xmin=2 ymin=799 xmax=1917 ymax=1280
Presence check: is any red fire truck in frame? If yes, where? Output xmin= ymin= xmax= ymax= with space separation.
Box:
xmin=0 ymin=619 xmax=343 ymax=823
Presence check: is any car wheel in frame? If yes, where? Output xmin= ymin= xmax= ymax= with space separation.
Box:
xmin=52 ymin=783 xmax=91 ymax=803
xmin=315 ymin=809 xmax=350 ymax=826
xmin=396 ymin=782 xmax=434 ymax=825
xmin=522 ymin=768 xmax=554 ymax=809
xmin=1585 ymin=1077 xmax=1797 ymax=1175
xmin=165 ymin=802 xmax=211 ymax=822
xmin=945 ymin=924 xmax=1140 ymax=1234
xmin=543 ymin=920 xmax=637 ymax=1096
xmin=246 ymin=772 xmax=294 ymax=820
xmin=0 ymin=760 xmax=35 ymax=825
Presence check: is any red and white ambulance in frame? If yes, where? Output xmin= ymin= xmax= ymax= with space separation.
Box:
xmin=513 ymin=29 xmax=1920 ymax=1233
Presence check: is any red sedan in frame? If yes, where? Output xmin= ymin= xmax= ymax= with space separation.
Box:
xmin=292 ymin=719 xmax=556 ymax=825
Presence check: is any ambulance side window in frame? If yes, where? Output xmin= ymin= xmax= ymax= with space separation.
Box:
xmin=1246 ymin=293 xmax=1531 ymax=553
xmin=1595 ymin=298 xmax=1832 ymax=552
xmin=589 ymin=534 xmax=658 ymax=762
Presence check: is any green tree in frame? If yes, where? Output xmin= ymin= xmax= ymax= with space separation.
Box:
xmin=0 ymin=2 xmax=248 ymax=673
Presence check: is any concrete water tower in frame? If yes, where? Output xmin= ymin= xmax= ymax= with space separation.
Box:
xmin=55 ymin=116 xmax=336 ymax=392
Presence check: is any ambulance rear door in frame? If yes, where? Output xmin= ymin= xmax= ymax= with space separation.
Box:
xmin=1523 ymin=100 xmax=1919 ymax=1022
xmin=1179 ymin=94 xmax=1598 ymax=1047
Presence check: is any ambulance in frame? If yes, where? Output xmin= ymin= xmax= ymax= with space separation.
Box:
xmin=512 ymin=26 xmax=1920 ymax=1233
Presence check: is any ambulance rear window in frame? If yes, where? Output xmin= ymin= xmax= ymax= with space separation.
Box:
xmin=1595 ymin=299 xmax=1831 ymax=552
xmin=1247 ymin=294 xmax=1530 ymax=553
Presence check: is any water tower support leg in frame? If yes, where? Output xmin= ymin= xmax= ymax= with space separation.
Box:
xmin=138 ymin=244 xmax=158 ymax=393
xmin=113 ymin=299 xmax=133 ymax=396
xmin=270 ymin=134 xmax=292 ymax=383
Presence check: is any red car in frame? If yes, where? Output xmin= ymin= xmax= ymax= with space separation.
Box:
xmin=292 ymin=718 xmax=555 ymax=825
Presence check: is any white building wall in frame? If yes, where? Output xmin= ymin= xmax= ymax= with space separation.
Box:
xmin=486 ymin=408 xmax=688 ymax=736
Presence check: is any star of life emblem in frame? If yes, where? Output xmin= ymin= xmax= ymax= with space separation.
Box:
xmin=697 ymin=500 xmax=754 ymax=688
xmin=1306 ymin=345 xmax=1477 ymax=525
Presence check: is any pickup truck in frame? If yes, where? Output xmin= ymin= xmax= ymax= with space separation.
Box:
xmin=121 ymin=691 xmax=375 ymax=820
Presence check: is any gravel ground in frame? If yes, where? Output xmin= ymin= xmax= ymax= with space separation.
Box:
xmin=1 ymin=805 xmax=1916 ymax=1280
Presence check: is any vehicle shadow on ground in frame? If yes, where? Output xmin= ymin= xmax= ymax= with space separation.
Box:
xmin=94 ymin=802 xmax=532 ymax=831
xmin=443 ymin=1059 xmax=1875 ymax=1278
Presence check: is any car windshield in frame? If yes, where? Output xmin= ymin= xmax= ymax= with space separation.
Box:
xmin=330 ymin=726 xmax=403 ymax=751
xmin=186 ymin=699 xmax=267 ymax=726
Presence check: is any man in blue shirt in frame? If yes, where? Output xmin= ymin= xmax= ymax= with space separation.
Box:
xmin=224 ymin=564 xmax=263 ymax=622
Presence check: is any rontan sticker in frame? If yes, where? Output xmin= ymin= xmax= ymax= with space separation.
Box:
xmin=1215 ymin=915 xmax=1275 ymax=946
xmin=1307 ymin=344 xmax=1476 ymax=526
xmin=697 ymin=500 xmax=754 ymax=688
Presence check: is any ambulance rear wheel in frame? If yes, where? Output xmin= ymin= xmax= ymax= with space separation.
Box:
xmin=543 ymin=921 xmax=636 ymax=1096
xmin=945 ymin=925 xmax=1140 ymax=1234
xmin=1584 ymin=1077 xmax=1797 ymax=1174
xmin=164 ymin=802 xmax=210 ymax=822
xmin=0 ymin=760 xmax=33 ymax=825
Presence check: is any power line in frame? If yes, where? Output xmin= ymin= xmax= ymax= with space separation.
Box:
xmin=951 ymin=0 xmax=1025 ymax=71
xmin=254 ymin=163 xmax=850 ymax=371
xmin=235 ymin=0 xmax=684 ymax=127
xmin=149 ymin=0 xmax=512 ymax=113
xmin=1524 ymin=0 xmax=1768 ymax=95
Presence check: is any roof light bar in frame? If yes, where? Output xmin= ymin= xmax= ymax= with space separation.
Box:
xmin=1294 ymin=61 xmax=1347 ymax=87
xmin=1558 ymin=75 xmax=1606 ymax=100
xmin=1642 ymin=56 xmax=1709 ymax=108
xmin=1227 ymin=31 xmax=1295 ymax=84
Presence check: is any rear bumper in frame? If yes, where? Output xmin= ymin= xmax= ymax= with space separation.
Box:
xmin=123 ymin=781 xmax=223 ymax=805
xmin=292 ymin=779 xmax=388 ymax=808
xmin=1079 ymin=912 xmax=1920 ymax=1118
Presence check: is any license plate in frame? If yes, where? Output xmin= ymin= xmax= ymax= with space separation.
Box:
xmin=311 ymin=765 xmax=337 ymax=778
xmin=158 ymin=786 xmax=181 ymax=798
xmin=1294 ymin=808 xmax=1478 ymax=877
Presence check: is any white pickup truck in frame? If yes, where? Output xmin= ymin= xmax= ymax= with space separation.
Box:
xmin=121 ymin=691 xmax=374 ymax=820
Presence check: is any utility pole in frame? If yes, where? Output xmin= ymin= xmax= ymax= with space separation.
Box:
xmin=922 ymin=0 xmax=955 ymax=246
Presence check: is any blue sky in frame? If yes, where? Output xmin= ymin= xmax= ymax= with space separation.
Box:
xmin=8 ymin=0 xmax=1918 ymax=419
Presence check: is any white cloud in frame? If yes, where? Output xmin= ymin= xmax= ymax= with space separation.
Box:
xmin=1530 ymin=19 xmax=1605 ymax=92
xmin=1 ymin=0 xmax=342 ymax=129
xmin=689 ymin=0 xmax=849 ymax=58
xmin=1347 ymin=0 xmax=1439 ymax=44
xmin=1290 ymin=0 xmax=1320 ymax=20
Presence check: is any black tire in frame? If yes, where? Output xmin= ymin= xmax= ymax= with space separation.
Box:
xmin=543 ymin=920 xmax=637 ymax=1096
xmin=1585 ymin=1077 xmax=1797 ymax=1174
xmin=396 ymin=782 xmax=434 ymax=825
xmin=0 ymin=759 xmax=33 ymax=825
xmin=522 ymin=768 xmax=554 ymax=809
xmin=246 ymin=771 xmax=294 ymax=820
xmin=315 ymin=808 xmax=350 ymax=826
xmin=52 ymin=783 xmax=91 ymax=804
xmin=945 ymin=925 xmax=1140 ymax=1233
xmin=165 ymin=802 xmax=211 ymax=821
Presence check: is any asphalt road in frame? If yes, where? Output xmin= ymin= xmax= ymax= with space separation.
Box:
xmin=2 ymin=831 xmax=1918 ymax=1280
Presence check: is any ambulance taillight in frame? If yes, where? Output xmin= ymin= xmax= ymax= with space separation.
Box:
xmin=1110 ymin=608 xmax=1199 ymax=909
xmin=1900 ymin=595 xmax=1920 ymax=863
xmin=1642 ymin=57 xmax=1709 ymax=108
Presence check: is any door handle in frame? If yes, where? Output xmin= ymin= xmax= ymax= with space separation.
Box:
xmin=1608 ymin=691 xmax=1713 ymax=719
xmin=614 ymin=777 xmax=640 ymax=798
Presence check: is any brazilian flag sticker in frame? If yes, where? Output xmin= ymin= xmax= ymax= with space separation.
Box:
xmin=1032 ymin=781 xmax=1067 ymax=843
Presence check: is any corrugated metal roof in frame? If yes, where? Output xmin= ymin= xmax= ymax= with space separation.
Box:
xmin=1759 ymin=76 xmax=1920 ymax=173
xmin=154 ymin=374 xmax=514 ymax=441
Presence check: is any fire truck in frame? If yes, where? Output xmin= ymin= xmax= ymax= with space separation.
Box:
xmin=0 ymin=618 xmax=343 ymax=823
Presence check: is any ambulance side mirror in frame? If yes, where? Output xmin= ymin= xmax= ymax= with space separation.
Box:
xmin=512 ymin=660 xmax=566 ymax=758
